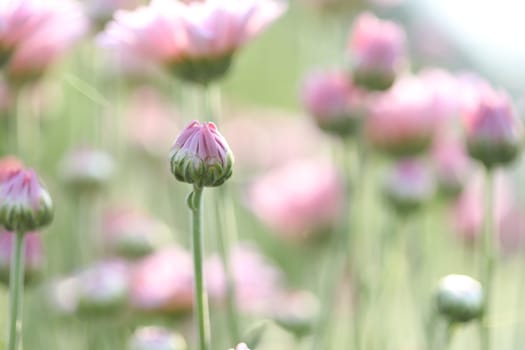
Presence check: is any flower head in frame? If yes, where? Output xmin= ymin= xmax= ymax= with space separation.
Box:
xmin=462 ymin=88 xmax=523 ymax=168
xmin=128 ymin=326 xmax=187 ymax=350
xmin=435 ymin=274 xmax=484 ymax=323
xmin=0 ymin=230 xmax=43 ymax=285
xmin=301 ymin=71 xmax=366 ymax=137
xmin=100 ymin=0 xmax=287 ymax=84
xmin=170 ymin=120 xmax=234 ymax=188
xmin=0 ymin=168 xmax=53 ymax=232
xmin=272 ymin=290 xmax=319 ymax=338
xmin=348 ymin=12 xmax=406 ymax=91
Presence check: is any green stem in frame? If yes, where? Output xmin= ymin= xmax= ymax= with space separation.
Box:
xmin=481 ymin=169 xmax=495 ymax=350
xmin=443 ymin=322 xmax=455 ymax=350
xmin=7 ymin=232 xmax=25 ymax=350
xmin=189 ymin=185 xmax=211 ymax=350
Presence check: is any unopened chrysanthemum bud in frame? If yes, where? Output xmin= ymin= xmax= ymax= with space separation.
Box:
xmin=169 ymin=121 xmax=234 ymax=188
xmin=59 ymin=147 xmax=115 ymax=193
xmin=301 ymin=71 xmax=366 ymax=137
xmin=273 ymin=290 xmax=320 ymax=338
xmin=432 ymin=136 xmax=472 ymax=198
xmin=463 ymin=89 xmax=523 ymax=169
xmin=0 ymin=169 xmax=53 ymax=232
xmin=435 ymin=274 xmax=484 ymax=323
xmin=229 ymin=343 xmax=250 ymax=350
xmin=382 ymin=159 xmax=435 ymax=216
xmin=348 ymin=13 xmax=406 ymax=91
xmin=0 ymin=230 xmax=44 ymax=286
xmin=76 ymin=260 xmax=130 ymax=316
xmin=128 ymin=326 xmax=187 ymax=350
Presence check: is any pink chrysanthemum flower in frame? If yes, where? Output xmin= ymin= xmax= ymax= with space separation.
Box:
xmin=0 ymin=168 xmax=53 ymax=232
xmin=99 ymin=0 xmax=287 ymax=84
xmin=169 ymin=120 xmax=234 ymax=187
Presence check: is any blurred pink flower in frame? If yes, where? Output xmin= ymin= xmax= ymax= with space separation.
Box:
xmin=129 ymin=326 xmax=187 ymax=350
xmin=222 ymin=112 xmax=324 ymax=174
xmin=0 ymin=0 xmax=88 ymax=85
xmin=247 ymin=159 xmax=344 ymax=241
xmin=462 ymin=87 xmax=523 ymax=168
xmin=127 ymin=86 xmax=180 ymax=157
xmin=301 ymin=70 xmax=367 ymax=136
xmin=348 ymin=12 xmax=406 ymax=91
xmin=0 ymin=156 xmax=23 ymax=182
xmin=59 ymin=147 xmax=115 ymax=192
xmin=0 ymin=230 xmax=43 ymax=285
xmin=382 ymin=158 xmax=435 ymax=215
xmin=365 ymin=75 xmax=440 ymax=157
xmin=99 ymin=0 xmax=287 ymax=84
xmin=451 ymin=172 xmax=525 ymax=255
xmin=431 ymin=134 xmax=472 ymax=197
xmin=206 ymin=244 xmax=284 ymax=315
xmin=272 ymin=289 xmax=319 ymax=337
xmin=130 ymin=246 xmax=195 ymax=314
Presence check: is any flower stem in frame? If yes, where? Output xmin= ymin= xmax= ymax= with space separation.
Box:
xmin=7 ymin=232 xmax=25 ymax=350
xmin=189 ymin=185 xmax=211 ymax=350
xmin=480 ymin=169 xmax=495 ymax=350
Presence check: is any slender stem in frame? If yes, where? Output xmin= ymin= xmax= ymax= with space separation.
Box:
xmin=8 ymin=232 xmax=25 ymax=350
xmin=480 ymin=169 xmax=495 ymax=350
xmin=443 ymin=322 xmax=455 ymax=350
xmin=189 ymin=185 xmax=211 ymax=350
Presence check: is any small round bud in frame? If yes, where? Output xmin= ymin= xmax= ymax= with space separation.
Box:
xmin=435 ymin=274 xmax=484 ymax=323
xmin=273 ymin=290 xmax=320 ymax=338
xmin=128 ymin=326 xmax=187 ymax=350
xmin=301 ymin=71 xmax=366 ymax=137
xmin=463 ymin=89 xmax=523 ymax=169
xmin=0 ymin=169 xmax=53 ymax=232
xmin=382 ymin=159 xmax=435 ymax=216
xmin=169 ymin=121 xmax=234 ymax=188
xmin=432 ymin=136 xmax=472 ymax=198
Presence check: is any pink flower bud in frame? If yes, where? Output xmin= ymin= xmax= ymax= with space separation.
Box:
xmin=0 ymin=230 xmax=43 ymax=286
xmin=382 ymin=158 xmax=435 ymax=215
xmin=365 ymin=76 xmax=439 ymax=157
xmin=247 ymin=159 xmax=345 ymax=241
xmin=272 ymin=290 xmax=320 ymax=337
xmin=169 ymin=121 xmax=234 ymax=188
xmin=348 ymin=13 xmax=406 ymax=91
xmin=301 ymin=71 xmax=367 ymax=136
xmin=59 ymin=147 xmax=115 ymax=193
xmin=99 ymin=0 xmax=287 ymax=84
xmin=128 ymin=326 xmax=187 ymax=350
xmin=0 ymin=168 xmax=53 ymax=232
xmin=462 ymin=88 xmax=523 ymax=168
xmin=0 ymin=156 xmax=23 ymax=182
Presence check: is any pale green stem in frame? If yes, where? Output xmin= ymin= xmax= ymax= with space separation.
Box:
xmin=481 ymin=169 xmax=495 ymax=350
xmin=7 ymin=232 xmax=25 ymax=350
xmin=189 ymin=185 xmax=211 ymax=350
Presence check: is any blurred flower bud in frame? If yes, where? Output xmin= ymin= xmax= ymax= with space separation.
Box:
xmin=0 ymin=230 xmax=43 ymax=286
xmin=348 ymin=13 xmax=406 ymax=91
xmin=435 ymin=274 xmax=484 ymax=323
xmin=382 ymin=159 xmax=435 ymax=216
xmin=301 ymin=71 xmax=366 ymax=137
xmin=273 ymin=290 xmax=320 ymax=338
xmin=76 ymin=260 xmax=130 ymax=316
xmin=46 ymin=276 xmax=79 ymax=317
xmin=229 ymin=343 xmax=250 ymax=350
xmin=463 ymin=88 xmax=523 ymax=169
xmin=128 ymin=326 xmax=187 ymax=350
xmin=432 ymin=135 xmax=472 ymax=198
xmin=170 ymin=121 xmax=234 ymax=188
xmin=59 ymin=147 xmax=115 ymax=193
xmin=130 ymin=247 xmax=194 ymax=314
xmin=103 ymin=206 xmax=170 ymax=260
xmin=0 ymin=168 xmax=53 ymax=232
xmin=0 ymin=156 xmax=23 ymax=181
xmin=365 ymin=76 xmax=439 ymax=157
xmin=87 ymin=0 xmax=141 ymax=31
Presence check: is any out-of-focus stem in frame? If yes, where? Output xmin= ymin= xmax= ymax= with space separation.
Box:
xmin=480 ymin=169 xmax=495 ymax=350
xmin=189 ymin=185 xmax=211 ymax=350
xmin=7 ymin=232 xmax=25 ymax=350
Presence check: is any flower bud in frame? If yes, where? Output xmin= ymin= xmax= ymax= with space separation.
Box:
xmin=301 ymin=71 xmax=366 ymax=137
xmin=348 ymin=13 xmax=406 ymax=91
xmin=128 ymin=326 xmax=187 ymax=350
xmin=0 ymin=169 xmax=53 ymax=232
xmin=76 ymin=260 xmax=130 ymax=316
xmin=0 ymin=156 xmax=23 ymax=181
xmin=463 ymin=89 xmax=523 ymax=168
xmin=229 ymin=344 xmax=250 ymax=350
xmin=169 ymin=121 xmax=234 ymax=188
xmin=382 ymin=159 xmax=435 ymax=216
xmin=273 ymin=290 xmax=320 ymax=338
xmin=435 ymin=274 xmax=484 ymax=323
xmin=0 ymin=230 xmax=44 ymax=286
xmin=432 ymin=136 xmax=472 ymax=198
xmin=59 ymin=147 xmax=115 ymax=193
